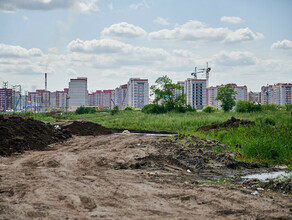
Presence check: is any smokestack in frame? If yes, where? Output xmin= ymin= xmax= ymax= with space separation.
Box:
xmin=45 ymin=73 xmax=47 ymax=91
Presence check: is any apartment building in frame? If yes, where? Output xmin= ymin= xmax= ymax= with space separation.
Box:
xmin=249 ymin=91 xmax=261 ymax=103
xmin=261 ymin=83 xmax=291 ymax=105
xmin=207 ymin=84 xmax=248 ymax=110
xmin=114 ymin=84 xmax=128 ymax=110
xmin=126 ymin=78 xmax=149 ymax=109
xmin=185 ymin=78 xmax=206 ymax=110
xmin=69 ymin=77 xmax=88 ymax=107
xmin=174 ymin=81 xmax=185 ymax=99
xmin=102 ymin=90 xmax=114 ymax=109
xmin=28 ymin=89 xmax=50 ymax=108
xmin=0 ymin=88 xmax=13 ymax=111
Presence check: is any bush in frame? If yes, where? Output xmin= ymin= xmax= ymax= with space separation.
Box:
xmin=124 ymin=105 xmax=135 ymax=111
xmin=111 ymin=106 xmax=119 ymax=115
xmin=142 ymin=104 xmax=166 ymax=114
xmin=262 ymin=104 xmax=280 ymax=111
xmin=255 ymin=117 xmax=276 ymax=126
xmin=285 ymin=104 xmax=292 ymax=111
xmin=202 ymin=105 xmax=216 ymax=113
xmin=75 ymin=106 xmax=96 ymax=115
xmin=186 ymin=105 xmax=196 ymax=112
xmin=235 ymin=101 xmax=262 ymax=113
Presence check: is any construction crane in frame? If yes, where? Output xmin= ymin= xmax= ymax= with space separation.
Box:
xmin=191 ymin=62 xmax=211 ymax=87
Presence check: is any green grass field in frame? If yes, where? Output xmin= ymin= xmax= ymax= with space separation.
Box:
xmin=19 ymin=110 xmax=292 ymax=165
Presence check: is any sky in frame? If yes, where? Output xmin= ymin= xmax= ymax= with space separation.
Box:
xmin=0 ymin=0 xmax=291 ymax=93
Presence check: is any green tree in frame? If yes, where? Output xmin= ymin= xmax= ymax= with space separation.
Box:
xmin=150 ymin=75 xmax=186 ymax=111
xmin=216 ymin=84 xmax=237 ymax=112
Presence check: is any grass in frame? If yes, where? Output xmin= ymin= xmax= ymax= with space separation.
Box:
xmin=14 ymin=109 xmax=292 ymax=165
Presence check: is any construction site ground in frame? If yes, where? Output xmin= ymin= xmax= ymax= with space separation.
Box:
xmin=1 ymin=133 xmax=291 ymax=220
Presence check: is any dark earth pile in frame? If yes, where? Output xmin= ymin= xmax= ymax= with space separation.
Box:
xmin=0 ymin=115 xmax=71 ymax=156
xmin=197 ymin=116 xmax=255 ymax=132
xmin=60 ymin=121 xmax=113 ymax=136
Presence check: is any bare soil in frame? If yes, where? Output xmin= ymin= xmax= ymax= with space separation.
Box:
xmin=1 ymin=134 xmax=291 ymax=219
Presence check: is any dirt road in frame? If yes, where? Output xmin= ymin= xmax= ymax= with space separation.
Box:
xmin=0 ymin=134 xmax=291 ymax=219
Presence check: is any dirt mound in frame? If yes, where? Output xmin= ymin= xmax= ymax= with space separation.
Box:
xmin=116 ymin=134 xmax=259 ymax=177
xmin=0 ymin=115 xmax=71 ymax=156
xmin=197 ymin=117 xmax=255 ymax=132
xmin=60 ymin=121 xmax=113 ymax=136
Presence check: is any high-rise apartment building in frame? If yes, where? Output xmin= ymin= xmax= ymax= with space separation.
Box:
xmin=69 ymin=77 xmax=88 ymax=107
xmin=114 ymin=84 xmax=128 ymax=110
xmin=28 ymin=89 xmax=50 ymax=108
xmin=185 ymin=78 xmax=206 ymax=110
xmin=207 ymin=84 xmax=248 ymax=110
xmin=126 ymin=78 xmax=149 ymax=109
xmin=0 ymin=88 xmax=13 ymax=111
xmin=249 ymin=91 xmax=261 ymax=103
xmin=261 ymin=83 xmax=291 ymax=105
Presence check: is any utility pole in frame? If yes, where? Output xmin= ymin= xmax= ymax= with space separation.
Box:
xmin=66 ymin=94 xmax=70 ymax=117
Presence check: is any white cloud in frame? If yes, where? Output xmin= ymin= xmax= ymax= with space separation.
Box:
xmin=214 ymin=51 xmax=257 ymax=66
xmin=68 ymin=38 xmax=130 ymax=53
xmin=155 ymin=17 xmax=170 ymax=26
xmin=224 ymin=28 xmax=264 ymax=43
xmin=0 ymin=43 xmax=43 ymax=57
xmin=149 ymin=21 xmax=264 ymax=44
xmin=108 ymin=3 xmax=113 ymax=10
xmin=128 ymin=0 xmax=149 ymax=10
xmin=101 ymin=22 xmax=147 ymax=39
xmin=220 ymin=16 xmax=243 ymax=24
xmin=0 ymin=0 xmax=99 ymax=13
xmin=67 ymin=38 xmax=169 ymax=69
xmin=271 ymin=40 xmax=292 ymax=50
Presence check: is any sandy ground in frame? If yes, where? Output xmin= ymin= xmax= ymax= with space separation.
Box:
xmin=0 ymin=134 xmax=291 ymax=219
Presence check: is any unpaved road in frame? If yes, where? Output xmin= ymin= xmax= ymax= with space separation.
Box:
xmin=0 ymin=134 xmax=291 ymax=219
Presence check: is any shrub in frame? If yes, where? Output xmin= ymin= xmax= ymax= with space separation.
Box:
xmin=255 ymin=117 xmax=276 ymax=126
xmin=111 ymin=106 xmax=119 ymax=115
xmin=75 ymin=106 xmax=96 ymax=115
xmin=186 ymin=105 xmax=196 ymax=112
xmin=142 ymin=104 xmax=166 ymax=114
xmin=124 ymin=105 xmax=135 ymax=111
xmin=235 ymin=101 xmax=262 ymax=113
xmin=202 ymin=105 xmax=216 ymax=113
xmin=262 ymin=104 xmax=280 ymax=111
xmin=285 ymin=104 xmax=292 ymax=111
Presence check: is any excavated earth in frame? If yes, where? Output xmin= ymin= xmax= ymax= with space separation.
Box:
xmin=1 ymin=122 xmax=292 ymax=219
xmin=197 ymin=116 xmax=255 ymax=132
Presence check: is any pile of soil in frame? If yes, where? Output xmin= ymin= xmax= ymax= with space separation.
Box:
xmin=115 ymin=134 xmax=259 ymax=178
xmin=0 ymin=115 xmax=71 ymax=156
xmin=197 ymin=117 xmax=255 ymax=132
xmin=60 ymin=121 xmax=113 ymax=136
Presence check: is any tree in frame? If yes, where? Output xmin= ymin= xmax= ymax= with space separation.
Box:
xmin=150 ymin=75 xmax=186 ymax=111
xmin=216 ymin=84 xmax=237 ymax=112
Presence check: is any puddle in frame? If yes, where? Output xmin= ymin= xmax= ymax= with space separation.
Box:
xmin=242 ymin=171 xmax=292 ymax=182
xmin=117 ymin=133 xmax=173 ymax=137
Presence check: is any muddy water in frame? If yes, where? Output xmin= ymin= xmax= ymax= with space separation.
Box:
xmin=242 ymin=171 xmax=292 ymax=181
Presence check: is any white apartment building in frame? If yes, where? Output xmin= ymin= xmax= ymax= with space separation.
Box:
xmin=261 ymin=83 xmax=291 ymax=105
xmin=185 ymin=78 xmax=206 ymax=110
xmin=68 ymin=77 xmax=88 ymax=107
xmin=207 ymin=84 xmax=248 ymax=110
xmin=126 ymin=78 xmax=149 ymax=109
xmin=114 ymin=84 xmax=128 ymax=110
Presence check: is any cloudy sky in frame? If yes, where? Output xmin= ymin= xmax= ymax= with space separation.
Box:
xmin=0 ymin=0 xmax=291 ymax=93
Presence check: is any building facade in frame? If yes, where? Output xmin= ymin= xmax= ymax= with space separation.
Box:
xmin=261 ymin=83 xmax=291 ymax=105
xmin=114 ymin=84 xmax=128 ymax=110
xmin=185 ymin=78 xmax=207 ymax=110
xmin=207 ymin=84 xmax=248 ymax=110
xmin=126 ymin=78 xmax=149 ymax=109
xmin=69 ymin=77 xmax=88 ymax=107
xmin=0 ymin=88 xmax=13 ymax=111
